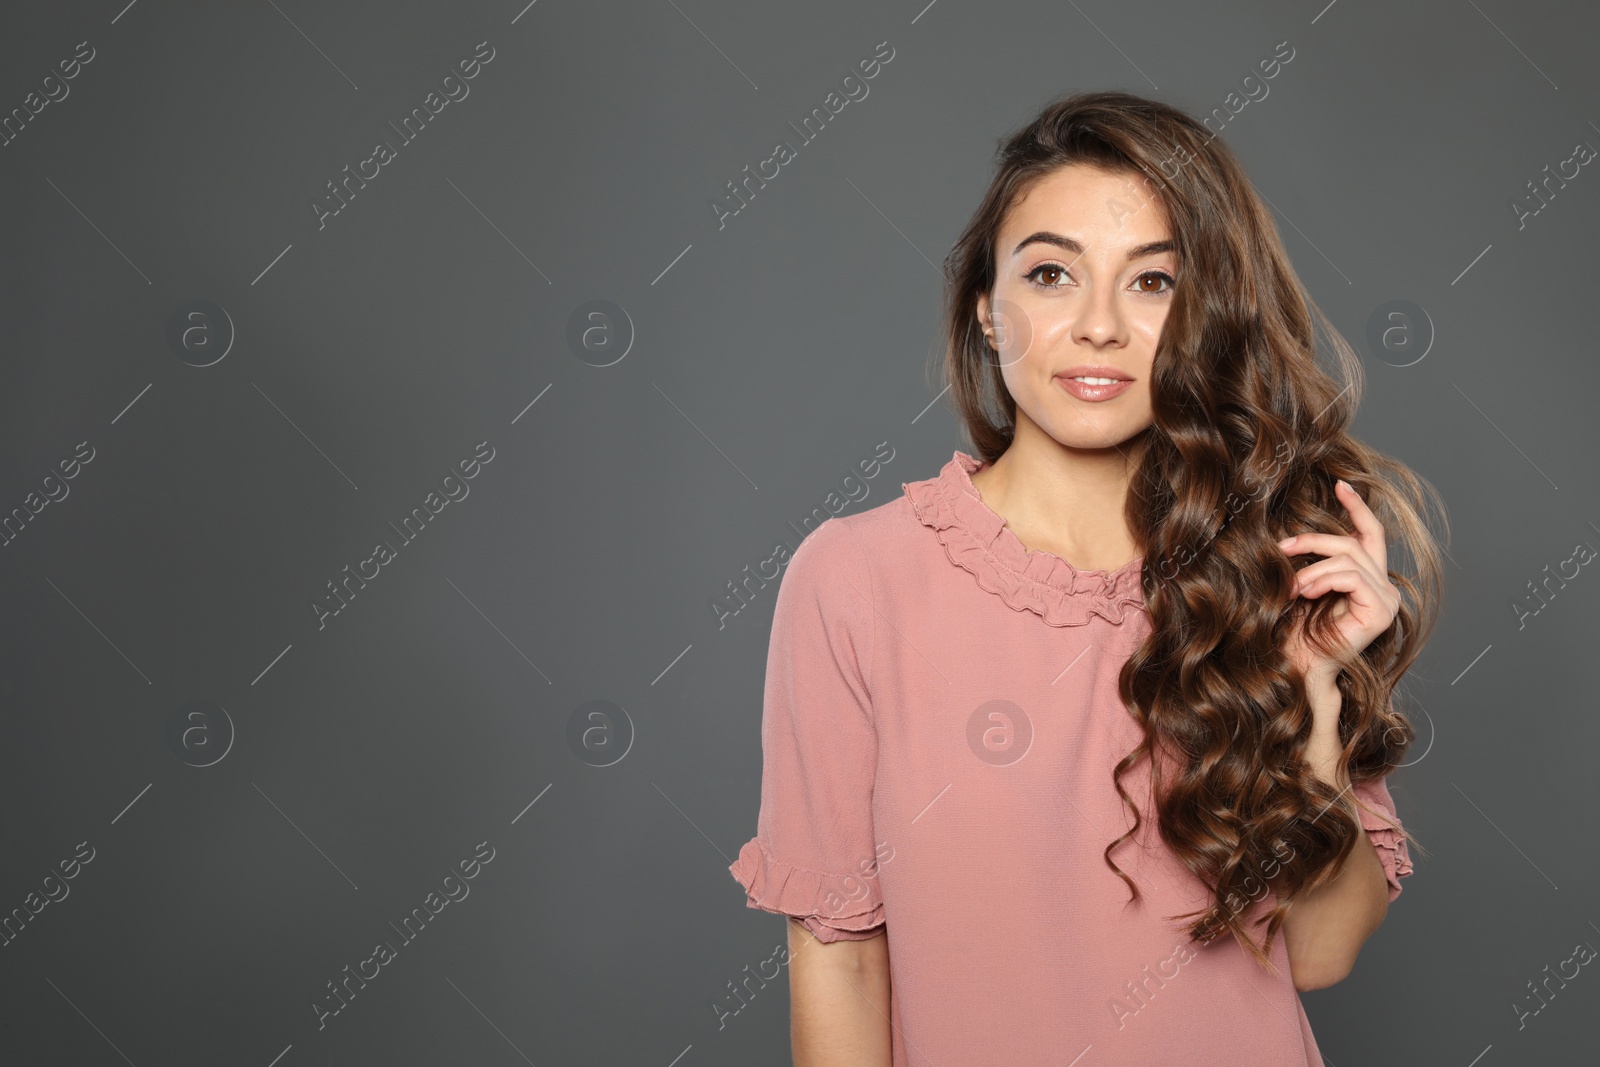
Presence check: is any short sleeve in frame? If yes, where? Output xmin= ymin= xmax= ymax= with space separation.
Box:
xmin=728 ymin=519 xmax=886 ymax=943
xmin=1350 ymin=775 xmax=1414 ymax=903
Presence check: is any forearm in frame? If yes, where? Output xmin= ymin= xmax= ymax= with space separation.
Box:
xmin=789 ymin=919 xmax=893 ymax=1066
xmin=1280 ymin=677 xmax=1390 ymax=991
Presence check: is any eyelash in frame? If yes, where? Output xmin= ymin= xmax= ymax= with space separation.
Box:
xmin=1023 ymin=264 xmax=1176 ymax=294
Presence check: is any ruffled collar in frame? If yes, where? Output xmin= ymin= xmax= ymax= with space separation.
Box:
xmin=902 ymin=451 xmax=1147 ymax=627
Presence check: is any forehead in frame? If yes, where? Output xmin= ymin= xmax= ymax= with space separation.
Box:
xmin=1001 ymin=163 xmax=1171 ymax=249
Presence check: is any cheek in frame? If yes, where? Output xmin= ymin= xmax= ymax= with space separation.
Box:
xmin=1025 ymin=303 xmax=1076 ymax=344
xmin=985 ymin=288 xmax=1039 ymax=368
xmin=1132 ymin=381 xmax=1155 ymax=415
xmin=1133 ymin=306 xmax=1170 ymax=346
xmin=997 ymin=353 xmax=1038 ymax=400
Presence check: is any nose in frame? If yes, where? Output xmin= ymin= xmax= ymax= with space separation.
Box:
xmin=1071 ymin=275 xmax=1129 ymax=348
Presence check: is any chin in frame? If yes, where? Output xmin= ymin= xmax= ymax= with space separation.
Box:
xmin=1035 ymin=411 xmax=1152 ymax=451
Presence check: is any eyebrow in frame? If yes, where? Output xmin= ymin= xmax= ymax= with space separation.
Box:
xmin=1010 ymin=232 xmax=1175 ymax=260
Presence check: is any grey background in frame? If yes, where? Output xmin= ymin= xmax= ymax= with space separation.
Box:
xmin=0 ymin=0 xmax=1595 ymax=1064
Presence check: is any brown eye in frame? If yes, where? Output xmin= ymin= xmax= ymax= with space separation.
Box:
xmin=1135 ymin=270 xmax=1176 ymax=294
xmin=1024 ymin=264 xmax=1068 ymax=287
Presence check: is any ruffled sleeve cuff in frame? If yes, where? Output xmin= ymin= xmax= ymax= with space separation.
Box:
xmin=1353 ymin=790 xmax=1414 ymax=904
xmin=728 ymin=837 xmax=886 ymax=943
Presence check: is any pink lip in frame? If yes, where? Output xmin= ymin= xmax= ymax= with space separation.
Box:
xmin=1054 ymin=367 xmax=1134 ymax=402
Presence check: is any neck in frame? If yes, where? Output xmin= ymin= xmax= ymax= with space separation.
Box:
xmin=969 ymin=419 xmax=1144 ymax=572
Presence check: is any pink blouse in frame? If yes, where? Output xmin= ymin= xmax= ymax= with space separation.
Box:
xmin=729 ymin=450 xmax=1413 ymax=1066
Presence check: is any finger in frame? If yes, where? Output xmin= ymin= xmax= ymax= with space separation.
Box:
xmin=1280 ymin=533 xmax=1383 ymax=586
xmin=1292 ymin=567 xmax=1386 ymax=614
xmin=1279 ymin=531 xmax=1359 ymax=557
xmin=1334 ymin=479 xmax=1388 ymax=573
xmin=1286 ymin=547 xmax=1388 ymax=588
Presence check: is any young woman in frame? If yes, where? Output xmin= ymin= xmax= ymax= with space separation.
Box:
xmin=729 ymin=90 xmax=1444 ymax=1067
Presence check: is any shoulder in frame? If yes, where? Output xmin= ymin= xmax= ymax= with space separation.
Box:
xmin=782 ymin=449 xmax=958 ymax=605
xmin=793 ymin=489 xmax=918 ymax=576
xmin=779 ymin=487 xmax=920 ymax=616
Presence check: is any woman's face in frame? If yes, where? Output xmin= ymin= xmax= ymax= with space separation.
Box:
xmin=977 ymin=163 xmax=1177 ymax=453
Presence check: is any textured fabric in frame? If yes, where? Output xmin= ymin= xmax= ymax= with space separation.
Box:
xmin=728 ymin=450 xmax=1414 ymax=1066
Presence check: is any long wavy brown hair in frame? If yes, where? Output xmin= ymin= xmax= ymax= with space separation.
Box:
xmin=936 ymin=90 xmax=1445 ymax=970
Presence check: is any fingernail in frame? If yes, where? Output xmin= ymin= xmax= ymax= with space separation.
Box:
xmin=1278 ymin=536 xmax=1295 ymax=548
xmin=1336 ymin=479 xmax=1349 ymax=491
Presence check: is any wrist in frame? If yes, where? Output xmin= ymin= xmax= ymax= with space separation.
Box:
xmin=1304 ymin=738 xmax=1349 ymax=790
xmin=1305 ymin=667 xmax=1342 ymax=700
xmin=1303 ymin=680 xmax=1348 ymax=787
xmin=1306 ymin=673 xmax=1343 ymax=732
